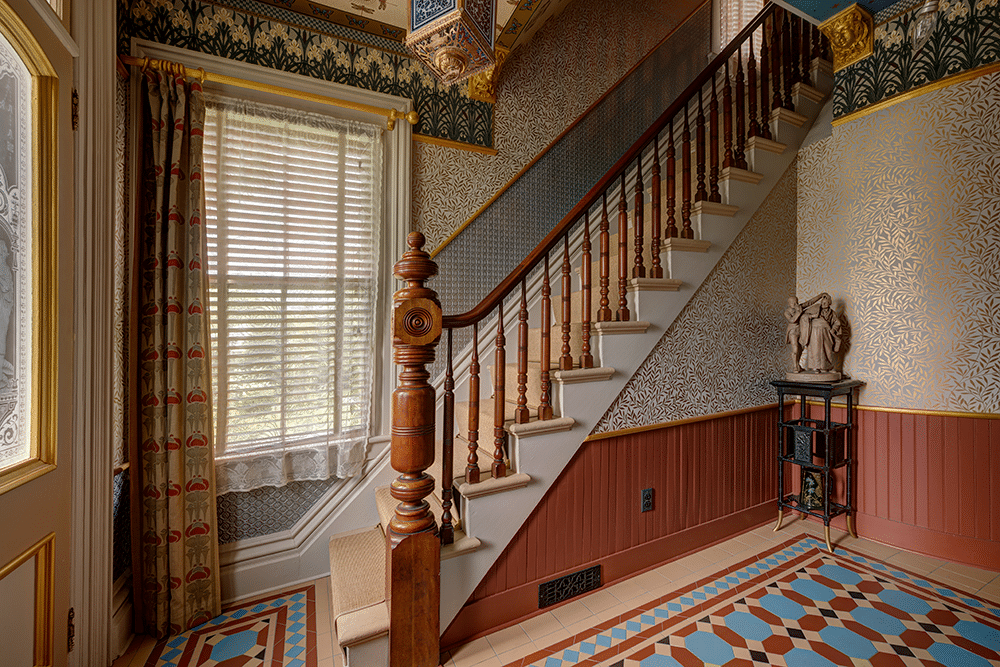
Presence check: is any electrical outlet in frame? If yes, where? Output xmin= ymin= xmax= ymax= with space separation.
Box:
xmin=641 ymin=488 xmax=653 ymax=513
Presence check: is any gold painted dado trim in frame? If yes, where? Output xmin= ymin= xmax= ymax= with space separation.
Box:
xmin=820 ymin=4 xmax=874 ymax=72
xmin=832 ymin=62 xmax=1000 ymax=126
xmin=804 ymin=400 xmax=1000 ymax=420
xmin=120 ymin=55 xmax=419 ymax=131
xmin=428 ymin=0 xmax=711 ymax=258
xmin=585 ymin=403 xmax=781 ymax=442
xmin=413 ymin=133 xmax=498 ymax=156
xmin=0 ymin=0 xmax=60 ymax=497
xmin=0 ymin=533 xmax=56 ymax=666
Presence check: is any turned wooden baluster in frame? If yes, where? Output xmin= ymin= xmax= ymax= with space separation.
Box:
xmin=388 ymin=231 xmax=441 ymax=667
xmin=597 ymin=194 xmax=612 ymax=321
xmin=666 ymin=120 xmax=678 ymax=238
xmin=515 ymin=280 xmax=529 ymax=424
xmin=800 ymin=17 xmax=813 ymax=88
xmin=650 ymin=138 xmax=663 ymax=277
xmin=440 ymin=329 xmax=455 ymax=545
xmin=771 ymin=13 xmax=783 ymax=112
xmin=722 ymin=60 xmax=734 ymax=168
xmin=465 ymin=323 xmax=480 ymax=484
xmin=759 ymin=24 xmax=774 ymax=140
xmin=781 ymin=9 xmax=794 ymax=110
xmin=789 ymin=14 xmax=801 ymax=90
xmin=695 ymin=87 xmax=707 ymax=202
xmin=735 ymin=54 xmax=748 ymax=171
xmin=709 ymin=75 xmax=721 ymax=203
xmin=748 ymin=33 xmax=760 ymax=139
xmin=681 ymin=103 xmax=693 ymax=239
xmin=539 ymin=256 xmax=554 ymax=419
xmin=492 ymin=301 xmax=507 ymax=478
xmin=633 ymin=156 xmax=645 ymax=278
xmin=616 ymin=175 xmax=631 ymax=320
xmin=561 ymin=235 xmax=574 ymax=368
xmin=811 ymin=21 xmax=821 ymax=63
xmin=580 ymin=213 xmax=594 ymax=368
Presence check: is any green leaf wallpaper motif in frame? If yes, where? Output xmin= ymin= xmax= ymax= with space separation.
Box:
xmin=833 ymin=0 xmax=1000 ymax=117
xmin=119 ymin=0 xmax=494 ymax=147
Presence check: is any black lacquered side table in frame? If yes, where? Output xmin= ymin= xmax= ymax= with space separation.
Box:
xmin=770 ymin=378 xmax=864 ymax=552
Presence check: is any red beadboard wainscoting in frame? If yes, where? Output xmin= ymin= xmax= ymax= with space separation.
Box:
xmin=442 ymin=404 xmax=781 ymax=648
xmin=442 ymin=402 xmax=1000 ymax=648
xmin=810 ymin=404 xmax=1000 ymax=572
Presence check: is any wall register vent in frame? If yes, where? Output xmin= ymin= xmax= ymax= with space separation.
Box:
xmin=538 ymin=565 xmax=601 ymax=608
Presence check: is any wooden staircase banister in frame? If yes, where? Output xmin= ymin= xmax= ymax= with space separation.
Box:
xmin=440 ymin=1 xmax=781 ymax=330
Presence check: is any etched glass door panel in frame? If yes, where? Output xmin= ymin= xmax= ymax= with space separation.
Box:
xmin=0 ymin=28 xmax=31 ymax=475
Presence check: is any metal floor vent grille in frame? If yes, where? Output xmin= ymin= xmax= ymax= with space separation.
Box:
xmin=538 ymin=565 xmax=601 ymax=608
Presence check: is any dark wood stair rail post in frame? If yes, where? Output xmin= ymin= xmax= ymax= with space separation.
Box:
xmin=387 ymin=231 xmax=442 ymax=667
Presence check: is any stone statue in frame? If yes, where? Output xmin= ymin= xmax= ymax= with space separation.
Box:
xmin=785 ymin=292 xmax=843 ymax=382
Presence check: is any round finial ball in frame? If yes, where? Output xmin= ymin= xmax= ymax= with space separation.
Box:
xmin=407 ymin=232 xmax=425 ymax=250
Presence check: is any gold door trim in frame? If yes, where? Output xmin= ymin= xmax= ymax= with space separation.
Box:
xmin=0 ymin=532 xmax=55 ymax=666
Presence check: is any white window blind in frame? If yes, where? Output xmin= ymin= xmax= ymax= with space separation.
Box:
xmin=203 ymin=93 xmax=383 ymax=494
xmin=721 ymin=0 xmax=764 ymax=49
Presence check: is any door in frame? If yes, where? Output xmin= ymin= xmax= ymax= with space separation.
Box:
xmin=0 ymin=0 xmax=75 ymax=665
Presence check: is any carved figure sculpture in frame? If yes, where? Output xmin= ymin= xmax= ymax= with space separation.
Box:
xmin=785 ymin=292 xmax=844 ymax=381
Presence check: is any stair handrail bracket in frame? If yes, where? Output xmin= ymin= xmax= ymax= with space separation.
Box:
xmin=388 ymin=231 xmax=442 ymax=667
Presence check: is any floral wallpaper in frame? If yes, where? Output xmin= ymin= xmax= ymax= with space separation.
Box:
xmin=799 ymin=70 xmax=1000 ymax=413
xmin=833 ymin=0 xmax=1000 ymax=117
xmin=593 ymin=162 xmax=798 ymax=434
xmin=120 ymin=0 xmax=494 ymax=146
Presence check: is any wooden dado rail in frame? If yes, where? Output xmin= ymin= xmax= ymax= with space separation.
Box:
xmin=386 ymin=4 xmax=829 ymax=664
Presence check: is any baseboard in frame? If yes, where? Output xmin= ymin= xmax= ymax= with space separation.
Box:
xmin=441 ymin=500 xmax=775 ymax=649
xmin=854 ymin=512 xmax=1000 ymax=571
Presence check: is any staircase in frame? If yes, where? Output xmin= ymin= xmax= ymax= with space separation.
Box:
xmin=327 ymin=6 xmax=833 ymax=665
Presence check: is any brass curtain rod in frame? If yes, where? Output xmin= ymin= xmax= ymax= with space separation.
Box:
xmin=120 ymin=55 xmax=419 ymax=131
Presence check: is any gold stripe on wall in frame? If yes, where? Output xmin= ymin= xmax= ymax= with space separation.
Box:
xmin=0 ymin=532 xmax=55 ymax=666
xmin=805 ymin=400 xmax=1000 ymax=420
xmin=585 ymin=403 xmax=781 ymax=442
xmin=832 ymin=62 xmax=1000 ymax=127
xmin=413 ymin=133 xmax=498 ymax=156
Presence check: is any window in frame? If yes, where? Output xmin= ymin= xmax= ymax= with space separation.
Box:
xmin=203 ymin=93 xmax=384 ymax=493
xmin=718 ymin=0 xmax=764 ymax=50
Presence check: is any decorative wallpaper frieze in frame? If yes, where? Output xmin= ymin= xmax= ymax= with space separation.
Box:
xmin=593 ymin=162 xmax=798 ymax=434
xmin=833 ymin=0 xmax=1000 ymax=117
xmin=120 ymin=0 xmax=494 ymax=146
xmin=798 ymin=70 xmax=1000 ymax=413
xmin=414 ymin=0 xmax=706 ymax=251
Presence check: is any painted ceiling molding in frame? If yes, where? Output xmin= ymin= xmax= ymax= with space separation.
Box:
xmin=832 ymin=0 xmax=1000 ymax=116
xmin=780 ymin=0 xmax=899 ymax=23
xmin=798 ymin=70 xmax=1000 ymax=414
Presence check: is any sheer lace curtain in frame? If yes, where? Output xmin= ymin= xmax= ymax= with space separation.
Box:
xmin=720 ymin=0 xmax=765 ymax=48
xmin=203 ymin=94 xmax=383 ymax=494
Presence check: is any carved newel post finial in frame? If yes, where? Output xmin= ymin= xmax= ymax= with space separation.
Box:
xmin=389 ymin=232 xmax=442 ymax=544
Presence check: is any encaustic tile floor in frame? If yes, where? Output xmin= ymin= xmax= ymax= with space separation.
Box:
xmin=115 ymin=520 xmax=1000 ymax=667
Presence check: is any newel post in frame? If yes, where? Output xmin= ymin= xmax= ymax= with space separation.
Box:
xmin=387 ymin=232 xmax=441 ymax=667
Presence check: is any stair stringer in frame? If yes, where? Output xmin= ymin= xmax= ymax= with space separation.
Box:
xmin=438 ymin=113 xmax=813 ymax=630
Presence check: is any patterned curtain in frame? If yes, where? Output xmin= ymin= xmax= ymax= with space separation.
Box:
xmin=136 ymin=68 xmax=221 ymax=638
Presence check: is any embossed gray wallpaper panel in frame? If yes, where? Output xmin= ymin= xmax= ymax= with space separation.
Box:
xmin=594 ymin=161 xmax=798 ymax=434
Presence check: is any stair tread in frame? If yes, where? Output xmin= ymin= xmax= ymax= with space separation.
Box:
xmin=328 ymin=525 xmax=386 ymax=624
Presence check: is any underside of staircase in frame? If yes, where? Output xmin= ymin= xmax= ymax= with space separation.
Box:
xmin=326 ymin=8 xmax=834 ymax=665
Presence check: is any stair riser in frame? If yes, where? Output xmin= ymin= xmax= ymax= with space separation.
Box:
xmin=527 ymin=323 xmax=586 ymax=363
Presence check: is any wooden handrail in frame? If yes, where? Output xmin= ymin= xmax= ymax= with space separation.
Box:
xmin=441 ymin=2 xmax=778 ymax=329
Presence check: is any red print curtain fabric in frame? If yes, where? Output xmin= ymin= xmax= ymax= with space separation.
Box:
xmin=136 ymin=67 xmax=221 ymax=638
